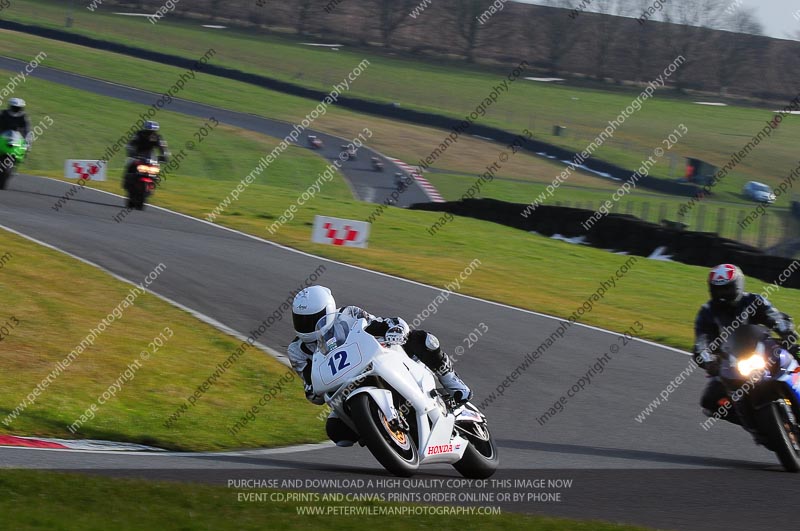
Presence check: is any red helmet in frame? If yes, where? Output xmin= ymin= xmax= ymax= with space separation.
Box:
xmin=708 ymin=264 xmax=745 ymax=305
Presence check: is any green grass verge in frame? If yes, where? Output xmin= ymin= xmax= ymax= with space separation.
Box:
xmin=4 ymin=0 xmax=800 ymax=202
xmin=0 ymin=470 xmax=652 ymax=531
xmin=0 ymin=229 xmax=322 ymax=451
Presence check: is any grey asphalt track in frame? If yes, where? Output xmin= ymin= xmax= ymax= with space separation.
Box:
xmin=2 ymin=174 xmax=799 ymax=531
xmin=0 ymin=56 xmax=431 ymax=208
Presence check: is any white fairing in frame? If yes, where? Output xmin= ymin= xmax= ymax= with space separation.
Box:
xmin=311 ymin=317 xmax=469 ymax=465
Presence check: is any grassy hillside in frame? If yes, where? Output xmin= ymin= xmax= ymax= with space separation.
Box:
xmin=1 ymin=30 xmax=792 ymax=247
xmin=4 ymin=0 xmax=799 ymax=203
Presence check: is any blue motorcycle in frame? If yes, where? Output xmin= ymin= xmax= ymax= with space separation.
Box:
xmin=719 ymin=325 xmax=800 ymax=472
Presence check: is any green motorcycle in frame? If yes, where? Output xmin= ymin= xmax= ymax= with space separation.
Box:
xmin=0 ymin=130 xmax=28 ymax=190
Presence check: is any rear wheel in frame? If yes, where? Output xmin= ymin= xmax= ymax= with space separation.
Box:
xmin=350 ymin=393 xmax=419 ymax=477
xmin=453 ymin=404 xmax=499 ymax=479
xmin=131 ymin=184 xmax=146 ymax=210
xmin=758 ymin=401 xmax=800 ymax=472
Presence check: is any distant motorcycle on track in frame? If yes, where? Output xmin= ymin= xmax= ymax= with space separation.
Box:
xmin=125 ymin=156 xmax=162 ymax=210
xmin=0 ymin=130 xmax=28 ymax=190
xmin=307 ymin=135 xmax=323 ymax=150
xmin=371 ymin=156 xmax=384 ymax=172
xmin=310 ymin=313 xmax=499 ymax=478
xmin=340 ymin=144 xmax=357 ymax=161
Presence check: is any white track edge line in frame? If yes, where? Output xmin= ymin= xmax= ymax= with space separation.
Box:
xmin=0 ymin=441 xmax=335 ymax=457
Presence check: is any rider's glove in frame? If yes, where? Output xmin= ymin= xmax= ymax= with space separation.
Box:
xmin=304 ymin=384 xmax=324 ymax=405
xmin=384 ymin=318 xmax=410 ymax=345
xmin=385 ymin=326 xmax=407 ymax=345
xmin=697 ymin=349 xmax=720 ymax=376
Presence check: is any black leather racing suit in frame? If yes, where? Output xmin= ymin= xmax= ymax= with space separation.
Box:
xmin=123 ymin=130 xmax=169 ymax=190
xmin=0 ymin=109 xmax=30 ymax=138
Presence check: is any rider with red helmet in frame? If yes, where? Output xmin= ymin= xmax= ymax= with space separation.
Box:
xmin=694 ymin=264 xmax=798 ymax=424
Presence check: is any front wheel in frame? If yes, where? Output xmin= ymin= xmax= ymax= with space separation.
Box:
xmin=0 ymin=161 xmax=13 ymax=190
xmin=453 ymin=404 xmax=499 ymax=479
xmin=350 ymin=393 xmax=419 ymax=477
xmin=758 ymin=401 xmax=800 ymax=472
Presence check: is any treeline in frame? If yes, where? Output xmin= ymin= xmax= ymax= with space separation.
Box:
xmin=104 ymin=0 xmax=800 ymax=101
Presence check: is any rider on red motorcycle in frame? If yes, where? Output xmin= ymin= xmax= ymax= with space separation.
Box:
xmin=123 ymin=121 xmax=169 ymax=192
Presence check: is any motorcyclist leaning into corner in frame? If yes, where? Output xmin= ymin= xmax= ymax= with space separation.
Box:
xmin=123 ymin=120 xmax=169 ymax=192
xmin=0 ymin=98 xmax=31 ymax=143
xmin=694 ymin=263 xmax=800 ymax=426
xmin=289 ymin=285 xmax=473 ymax=447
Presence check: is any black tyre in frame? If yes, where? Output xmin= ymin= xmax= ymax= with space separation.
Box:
xmin=758 ymin=401 xmax=800 ymax=473
xmin=453 ymin=405 xmax=499 ymax=479
xmin=350 ymin=393 xmax=419 ymax=477
xmin=0 ymin=163 xmax=11 ymax=190
xmin=132 ymin=186 xmax=146 ymax=210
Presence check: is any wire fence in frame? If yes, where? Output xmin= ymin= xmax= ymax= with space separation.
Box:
xmin=554 ymin=199 xmax=796 ymax=253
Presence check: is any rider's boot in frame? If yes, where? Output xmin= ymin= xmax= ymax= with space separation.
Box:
xmin=408 ymin=331 xmax=472 ymax=404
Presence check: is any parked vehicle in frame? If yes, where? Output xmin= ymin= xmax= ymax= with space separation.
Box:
xmin=743 ymin=181 xmax=776 ymax=203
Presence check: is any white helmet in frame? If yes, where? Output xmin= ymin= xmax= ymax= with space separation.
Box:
xmin=292 ymin=285 xmax=337 ymax=343
xmin=8 ymin=98 xmax=25 ymax=118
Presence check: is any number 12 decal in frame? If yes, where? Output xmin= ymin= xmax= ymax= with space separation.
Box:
xmin=327 ymin=351 xmax=351 ymax=376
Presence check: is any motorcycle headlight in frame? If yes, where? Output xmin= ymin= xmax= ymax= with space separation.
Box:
xmin=737 ymin=354 xmax=766 ymax=377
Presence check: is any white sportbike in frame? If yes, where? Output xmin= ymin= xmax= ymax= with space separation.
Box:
xmin=311 ymin=314 xmax=499 ymax=477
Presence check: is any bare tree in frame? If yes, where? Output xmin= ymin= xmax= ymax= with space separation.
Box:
xmin=532 ymin=0 xmax=583 ymax=75
xmin=209 ymin=0 xmax=225 ymax=21
xmin=371 ymin=0 xmax=417 ymax=48
xmin=604 ymin=0 xmax=659 ymax=82
xmin=590 ymin=0 xmax=626 ymax=80
xmin=294 ymin=0 xmax=315 ymax=35
xmin=661 ymin=0 xmax=728 ymax=91
xmin=714 ymin=7 xmax=765 ymax=93
xmin=450 ymin=0 xmax=493 ymax=62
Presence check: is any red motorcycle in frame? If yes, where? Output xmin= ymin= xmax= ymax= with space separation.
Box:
xmin=126 ymin=157 xmax=161 ymax=210
xmin=307 ymin=135 xmax=323 ymax=149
